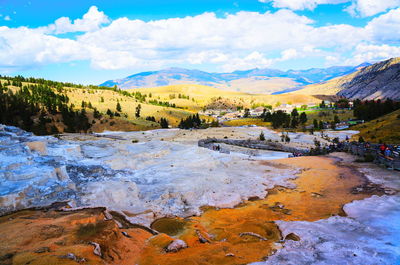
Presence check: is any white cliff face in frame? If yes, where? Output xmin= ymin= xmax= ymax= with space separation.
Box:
xmin=0 ymin=125 xmax=298 ymax=224
xmin=0 ymin=125 xmax=77 ymax=213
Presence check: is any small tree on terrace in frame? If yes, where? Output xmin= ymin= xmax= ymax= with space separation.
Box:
xmin=243 ymin=108 xmax=250 ymax=118
xmin=334 ymin=115 xmax=340 ymax=124
xmin=160 ymin=118 xmax=169 ymax=128
xmin=135 ymin=104 xmax=141 ymax=118
xmin=299 ymin=112 xmax=308 ymax=124
xmin=313 ymin=119 xmax=319 ymax=130
xmin=116 ymin=102 xmax=122 ymax=112
xmin=259 ymin=131 xmax=265 ymax=141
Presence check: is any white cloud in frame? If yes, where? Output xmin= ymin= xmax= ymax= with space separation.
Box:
xmin=45 ymin=6 xmax=110 ymax=34
xmin=260 ymin=0 xmax=347 ymax=11
xmin=1 ymin=6 xmax=400 ymax=73
xmin=261 ymin=0 xmax=400 ymax=17
xmin=365 ymin=8 xmax=400 ymax=44
xmin=345 ymin=44 xmax=400 ymax=65
xmin=0 ymin=26 xmax=87 ymax=70
xmin=346 ymin=0 xmax=400 ymax=17
xmin=222 ymin=52 xmax=273 ymax=72
xmin=4 ymin=15 xmax=11 ymax=21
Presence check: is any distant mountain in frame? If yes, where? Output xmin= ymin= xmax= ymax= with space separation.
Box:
xmin=100 ymin=64 xmax=366 ymax=94
xmin=294 ymin=58 xmax=400 ymax=100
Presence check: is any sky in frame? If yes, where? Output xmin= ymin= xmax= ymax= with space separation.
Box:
xmin=1 ymin=0 xmax=400 ymax=85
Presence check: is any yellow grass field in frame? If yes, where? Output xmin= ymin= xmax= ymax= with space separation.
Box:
xmin=223 ymin=118 xmax=271 ymax=127
xmin=130 ymin=84 xmax=321 ymax=111
xmin=352 ymin=109 xmax=400 ymax=144
xmin=3 ymin=80 xmax=321 ymax=132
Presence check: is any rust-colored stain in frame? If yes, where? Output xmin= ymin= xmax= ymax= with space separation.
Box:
xmin=0 ymin=156 xmax=378 ymax=265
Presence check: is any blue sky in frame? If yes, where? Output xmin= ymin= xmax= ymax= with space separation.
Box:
xmin=1 ymin=0 xmax=400 ymax=84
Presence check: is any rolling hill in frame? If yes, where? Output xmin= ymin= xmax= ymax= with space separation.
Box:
xmin=352 ymin=109 xmax=400 ymax=144
xmin=294 ymin=58 xmax=400 ymax=100
xmin=128 ymin=84 xmax=321 ymax=110
xmin=0 ymin=77 xmax=202 ymax=134
xmin=101 ymin=65 xmax=364 ymax=94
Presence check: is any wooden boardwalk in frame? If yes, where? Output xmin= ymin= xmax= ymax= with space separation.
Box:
xmin=343 ymin=143 xmax=400 ymax=170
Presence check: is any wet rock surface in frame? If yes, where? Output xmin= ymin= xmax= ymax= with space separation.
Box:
xmin=1 ymin=125 xmax=399 ymax=265
xmin=0 ymin=125 xmax=299 ymax=221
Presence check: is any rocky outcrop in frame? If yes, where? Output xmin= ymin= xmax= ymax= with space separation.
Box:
xmin=337 ymin=57 xmax=400 ymax=100
xmin=0 ymin=125 xmax=300 ymax=221
xmin=296 ymin=57 xmax=400 ymax=100
xmin=0 ymin=125 xmax=76 ymax=215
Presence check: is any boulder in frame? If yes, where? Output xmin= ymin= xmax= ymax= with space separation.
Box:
xmin=285 ymin=232 xmax=301 ymax=241
xmin=166 ymin=239 xmax=188 ymax=252
xmin=26 ymin=141 xmax=47 ymax=155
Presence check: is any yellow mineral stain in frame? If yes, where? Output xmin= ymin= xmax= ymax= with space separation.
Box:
xmin=0 ymin=156 xmax=380 ymax=265
xmin=0 ymin=208 xmax=152 ymax=265
xmin=138 ymin=156 xmax=377 ymax=265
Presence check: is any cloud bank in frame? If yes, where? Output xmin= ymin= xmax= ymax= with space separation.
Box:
xmin=1 ymin=5 xmax=400 ymax=72
xmin=262 ymin=0 xmax=400 ymax=17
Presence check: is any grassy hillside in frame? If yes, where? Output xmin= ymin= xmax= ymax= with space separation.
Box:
xmin=62 ymin=86 xmax=197 ymax=127
xmin=0 ymin=78 xmax=200 ymax=134
xmin=352 ymin=109 xmax=400 ymax=144
xmin=0 ymin=76 xmax=320 ymax=134
xmin=291 ymin=76 xmax=351 ymax=96
xmin=130 ymin=84 xmax=320 ymax=111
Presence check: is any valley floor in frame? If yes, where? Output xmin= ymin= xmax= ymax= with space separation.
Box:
xmin=0 ymin=125 xmax=398 ymax=264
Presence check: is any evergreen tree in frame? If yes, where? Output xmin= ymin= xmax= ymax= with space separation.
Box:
xmin=243 ymin=108 xmax=250 ymax=118
xmin=106 ymin=109 xmax=114 ymax=117
xmin=319 ymin=121 xmax=324 ymax=130
xmin=259 ymin=131 xmax=265 ymax=141
xmin=290 ymin=117 xmax=298 ymax=128
xmin=291 ymin=108 xmax=299 ymax=117
xmin=330 ymin=121 xmax=336 ymax=130
xmin=299 ymin=112 xmax=308 ymax=124
xmin=135 ymin=104 xmax=141 ymax=118
xmin=334 ymin=115 xmax=340 ymax=124
xmin=313 ymin=119 xmax=319 ymax=130
xmin=160 ymin=118 xmax=169 ymax=128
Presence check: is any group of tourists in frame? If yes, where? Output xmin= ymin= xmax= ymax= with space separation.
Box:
xmin=212 ymin=144 xmax=221 ymax=151
xmin=379 ymin=143 xmax=395 ymax=159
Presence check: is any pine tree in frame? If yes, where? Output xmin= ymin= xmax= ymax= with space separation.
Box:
xmin=313 ymin=119 xmax=319 ymax=130
xmin=334 ymin=115 xmax=340 ymax=124
xmin=106 ymin=109 xmax=114 ymax=117
xmin=160 ymin=118 xmax=169 ymax=128
xmin=259 ymin=131 xmax=265 ymax=141
xmin=116 ymin=102 xmax=122 ymax=112
xmin=243 ymin=108 xmax=250 ymax=118
xmin=291 ymin=108 xmax=299 ymax=117
xmin=290 ymin=117 xmax=298 ymax=128
xmin=319 ymin=121 xmax=324 ymax=130
xmin=299 ymin=112 xmax=308 ymax=124
xmin=135 ymin=104 xmax=141 ymax=118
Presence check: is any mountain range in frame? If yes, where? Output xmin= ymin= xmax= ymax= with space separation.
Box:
xmin=100 ymin=64 xmax=369 ymax=94
xmin=294 ymin=57 xmax=400 ymax=100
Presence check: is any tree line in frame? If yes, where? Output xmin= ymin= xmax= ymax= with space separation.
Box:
xmin=178 ymin=114 xmax=202 ymax=129
xmin=0 ymin=81 xmax=92 ymax=135
xmin=261 ymin=108 xmax=307 ymax=129
xmin=353 ymin=99 xmax=400 ymax=121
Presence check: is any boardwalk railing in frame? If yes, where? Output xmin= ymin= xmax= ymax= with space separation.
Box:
xmin=342 ymin=142 xmax=400 ymax=170
xmin=198 ymin=138 xmax=309 ymax=155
